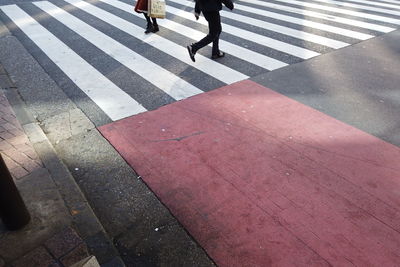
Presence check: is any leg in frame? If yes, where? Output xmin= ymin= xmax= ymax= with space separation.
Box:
xmin=188 ymin=11 xmax=220 ymax=62
xmin=211 ymin=31 xmax=225 ymax=59
xmin=191 ymin=11 xmax=220 ymax=53
xmin=143 ymin=13 xmax=154 ymax=34
xmin=211 ymin=13 xmax=222 ymax=56
xmin=151 ymin=18 xmax=159 ymax=33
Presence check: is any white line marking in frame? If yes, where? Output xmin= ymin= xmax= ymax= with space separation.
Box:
xmin=102 ymin=0 xmax=288 ymax=70
xmin=311 ymin=0 xmax=400 ymax=15
xmin=236 ymin=0 xmax=392 ymax=34
xmin=64 ymin=0 xmax=248 ymax=84
xmin=170 ymin=0 xmax=348 ymax=49
xmin=0 ymin=4 xmax=147 ymax=121
xmin=270 ymin=0 xmax=400 ymax=25
xmin=375 ymin=0 xmax=400 ymax=6
xmin=34 ymin=1 xmax=203 ymax=101
xmin=166 ymin=3 xmax=320 ymax=59
xmin=221 ymin=10 xmax=348 ymax=49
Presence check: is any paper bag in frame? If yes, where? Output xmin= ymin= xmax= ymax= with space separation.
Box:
xmin=148 ymin=0 xmax=166 ymax=19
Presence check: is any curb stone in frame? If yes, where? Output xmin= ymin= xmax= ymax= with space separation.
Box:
xmin=2 ymin=86 xmax=124 ymax=266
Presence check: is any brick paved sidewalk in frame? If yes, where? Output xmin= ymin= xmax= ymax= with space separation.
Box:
xmin=0 ymin=58 xmax=122 ymax=266
xmin=0 ymin=87 xmax=94 ymax=265
xmin=0 ymin=89 xmax=42 ymax=179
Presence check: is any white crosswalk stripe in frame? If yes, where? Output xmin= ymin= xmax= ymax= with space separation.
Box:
xmin=34 ymin=1 xmax=203 ymax=100
xmin=309 ymin=0 xmax=400 ymax=16
xmin=269 ymin=0 xmax=400 ymax=25
xmin=166 ymin=4 xmax=320 ymax=59
xmin=65 ymin=0 xmax=248 ymax=84
xmin=170 ymin=0 xmax=348 ymax=49
xmin=0 ymin=4 xmax=146 ymax=121
xmin=339 ymin=0 xmax=400 ymax=10
xmin=236 ymin=0 xmax=394 ymax=34
xmin=377 ymin=0 xmax=400 ymax=6
xmin=95 ymin=0 xmax=289 ymax=70
xmin=1 ymin=0 xmax=400 ymax=122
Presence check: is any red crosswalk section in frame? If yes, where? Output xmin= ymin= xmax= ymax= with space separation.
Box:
xmin=99 ymin=80 xmax=400 ymax=266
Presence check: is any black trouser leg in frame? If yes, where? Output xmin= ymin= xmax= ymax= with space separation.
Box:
xmin=143 ymin=13 xmax=152 ymax=25
xmin=143 ymin=13 xmax=155 ymax=33
xmin=144 ymin=13 xmax=157 ymax=26
xmin=192 ymin=11 xmax=221 ymax=54
xmin=212 ymin=33 xmax=220 ymax=56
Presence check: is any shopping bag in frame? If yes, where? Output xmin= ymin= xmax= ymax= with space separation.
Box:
xmin=148 ymin=0 xmax=166 ymax=19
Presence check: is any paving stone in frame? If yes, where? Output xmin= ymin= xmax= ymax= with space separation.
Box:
xmin=7 ymin=135 xmax=29 ymax=146
xmin=24 ymin=150 xmax=39 ymax=161
xmin=2 ymin=122 xmax=17 ymax=131
xmin=60 ymin=243 xmax=89 ymax=267
xmin=0 ymin=131 xmax=13 ymax=139
xmin=14 ymin=143 xmax=33 ymax=153
xmin=0 ymin=140 xmax=12 ymax=150
xmin=0 ymin=256 xmax=5 ymax=267
xmin=3 ymin=114 xmax=17 ymax=124
xmin=11 ymin=246 xmax=54 ymax=267
xmin=8 ymin=128 xmax=24 ymax=137
xmin=2 ymin=147 xmax=21 ymax=159
xmin=0 ymin=167 xmax=71 ymax=262
xmin=9 ymin=165 xmax=29 ymax=179
xmin=2 ymin=147 xmax=41 ymax=172
xmin=45 ymin=227 xmax=83 ymax=259
xmin=20 ymin=158 xmax=42 ymax=173
xmin=41 ymin=109 xmax=95 ymax=144
xmin=1 ymin=153 xmax=18 ymax=169
xmin=23 ymin=123 xmax=47 ymax=143
xmin=11 ymin=130 xmax=24 ymax=137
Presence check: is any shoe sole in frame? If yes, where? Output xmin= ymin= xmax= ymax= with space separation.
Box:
xmin=187 ymin=46 xmax=195 ymax=62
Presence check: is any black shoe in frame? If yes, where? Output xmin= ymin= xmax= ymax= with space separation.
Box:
xmin=211 ymin=51 xmax=225 ymax=59
xmin=152 ymin=25 xmax=159 ymax=33
xmin=187 ymin=45 xmax=196 ymax=62
xmin=145 ymin=23 xmax=154 ymax=34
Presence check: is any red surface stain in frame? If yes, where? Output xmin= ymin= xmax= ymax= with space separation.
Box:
xmin=99 ymin=80 xmax=400 ymax=266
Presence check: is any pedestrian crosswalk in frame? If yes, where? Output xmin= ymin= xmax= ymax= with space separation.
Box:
xmin=236 ymin=0 xmax=394 ymax=34
xmin=1 ymin=0 xmax=399 ymax=122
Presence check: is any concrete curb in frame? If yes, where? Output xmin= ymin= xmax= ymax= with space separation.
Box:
xmin=0 ymin=13 xmax=123 ymax=263
xmin=3 ymin=85 xmax=124 ymax=266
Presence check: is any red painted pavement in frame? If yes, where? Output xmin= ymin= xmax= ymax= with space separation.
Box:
xmin=99 ymin=80 xmax=400 ymax=266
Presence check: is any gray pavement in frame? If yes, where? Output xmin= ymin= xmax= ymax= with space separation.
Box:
xmin=0 ymin=1 xmax=399 ymax=265
xmin=252 ymin=28 xmax=400 ymax=147
xmin=0 ymin=9 xmax=215 ymax=267
xmin=0 ymin=77 xmax=119 ymax=266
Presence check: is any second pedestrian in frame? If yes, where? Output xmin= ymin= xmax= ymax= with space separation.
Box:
xmin=134 ymin=0 xmax=159 ymax=34
xmin=187 ymin=0 xmax=234 ymax=62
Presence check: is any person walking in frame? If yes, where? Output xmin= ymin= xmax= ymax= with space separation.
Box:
xmin=187 ymin=0 xmax=234 ymax=62
xmin=135 ymin=0 xmax=159 ymax=34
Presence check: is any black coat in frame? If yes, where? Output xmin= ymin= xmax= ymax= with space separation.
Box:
xmin=194 ymin=0 xmax=234 ymax=13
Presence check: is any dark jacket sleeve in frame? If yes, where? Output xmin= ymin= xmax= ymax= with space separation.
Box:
xmin=222 ymin=0 xmax=234 ymax=10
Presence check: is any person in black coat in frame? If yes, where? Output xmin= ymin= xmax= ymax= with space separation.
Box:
xmin=187 ymin=0 xmax=234 ymax=62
